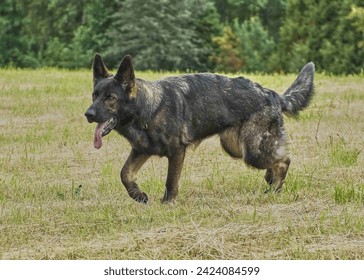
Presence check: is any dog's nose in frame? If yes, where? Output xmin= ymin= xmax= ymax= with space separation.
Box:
xmin=85 ymin=108 xmax=96 ymax=123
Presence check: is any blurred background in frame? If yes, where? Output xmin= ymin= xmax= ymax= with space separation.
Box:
xmin=0 ymin=0 xmax=363 ymax=74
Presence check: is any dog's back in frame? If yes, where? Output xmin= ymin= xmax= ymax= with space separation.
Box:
xmin=137 ymin=65 xmax=314 ymax=149
xmin=139 ymin=73 xmax=278 ymax=143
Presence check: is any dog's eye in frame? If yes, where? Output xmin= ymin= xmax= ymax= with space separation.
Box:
xmin=108 ymin=94 xmax=117 ymax=100
xmin=92 ymin=93 xmax=97 ymax=101
xmin=103 ymin=95 xmax=114 ymax=102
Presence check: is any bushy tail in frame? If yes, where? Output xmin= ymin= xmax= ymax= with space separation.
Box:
xmin=281 ymin=62 xmax=315 ymax=117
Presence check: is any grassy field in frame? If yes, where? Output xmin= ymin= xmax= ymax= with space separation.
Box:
xmin=0 ymin=68 xmax=363 ymax=260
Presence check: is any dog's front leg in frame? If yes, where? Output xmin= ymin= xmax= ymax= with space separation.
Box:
xmin=121 ymin=149 xmax=150 ymax=203
xmin=162 ymin=148 xmax=186 ymax=203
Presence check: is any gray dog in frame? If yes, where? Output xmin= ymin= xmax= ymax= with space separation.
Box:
xmin=85 ymin=54 xmax=315 ymax=203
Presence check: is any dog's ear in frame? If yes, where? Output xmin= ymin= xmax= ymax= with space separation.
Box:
xmin=114 ymin=55 xmax=136 ymax=97
xmin=93 ymin=53 xmax=109 ymax=86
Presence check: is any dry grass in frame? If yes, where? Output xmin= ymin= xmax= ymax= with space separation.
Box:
xmin=0 ymin=68 xmax=363 ymax=260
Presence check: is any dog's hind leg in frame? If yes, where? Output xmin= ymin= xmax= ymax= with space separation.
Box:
xmin=238 ymin=110 xmax=291 ymax=192
xmin=220 ymin=126 xmax=243 ymax=158
xmin=264 ymin=168 xmax=274 ymax=186
xmin=265 ymin=157 xmax=290 ymax=193
xmin=121 ymin=149 xmax=151 ymax=203
xmin=162 ymin=147 xmax=186 ymax=203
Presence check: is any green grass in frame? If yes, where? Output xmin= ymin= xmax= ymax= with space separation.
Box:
xmin=334 ymin=183 xmax=364 ymax=204
xmin=329 ymin=137 xmax=361 ymax=167
xmin=0 ymin=69 xmax=363 ymax=259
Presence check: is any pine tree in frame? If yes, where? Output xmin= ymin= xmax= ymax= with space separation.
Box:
xmin=278 ymin=0 xmax=364 ymax=74
xmin=233 ymin=17 xmax=276 ymax=72
xmin=107 ymin=0 xmax=220 ymax=71
xmin=0 ymin=0 xmax=35 ymax=67
xmin=210 ymin=25 xmax=244 ymax=72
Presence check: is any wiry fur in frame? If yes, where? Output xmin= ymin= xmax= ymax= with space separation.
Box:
xmin=85 ymin=54 xmax=315 ymax=203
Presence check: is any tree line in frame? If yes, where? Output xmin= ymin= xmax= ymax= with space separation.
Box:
xmin=1 ymin=0 xmax=363 ymax=74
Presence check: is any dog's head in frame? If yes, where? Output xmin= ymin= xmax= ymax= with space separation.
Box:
xmin=85 ymin=54 xmax=137 ymax=149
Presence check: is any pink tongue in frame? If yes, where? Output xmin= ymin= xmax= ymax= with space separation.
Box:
xmin=94 ymin=122 xmax=106 ymax=149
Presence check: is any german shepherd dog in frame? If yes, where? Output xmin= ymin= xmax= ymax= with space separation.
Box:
xmin=85 ymin=54 xmax=315 ymax=204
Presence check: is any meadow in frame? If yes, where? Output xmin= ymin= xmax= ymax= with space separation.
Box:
xmin=0 ymin=68 xmax=363 ymax=259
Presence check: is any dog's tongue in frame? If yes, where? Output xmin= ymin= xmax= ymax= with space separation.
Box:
xmin=94 ymin=122 xmax=106 ymax=149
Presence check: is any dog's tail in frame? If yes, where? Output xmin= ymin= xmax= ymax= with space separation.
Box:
xmin=280 ymin=62 xmax=315 ymax=117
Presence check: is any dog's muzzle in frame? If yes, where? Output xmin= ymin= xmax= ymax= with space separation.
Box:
xmin=85 ymin=107 xmax=96 ymax=123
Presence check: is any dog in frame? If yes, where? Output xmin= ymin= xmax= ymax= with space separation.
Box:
xmin=85 ymin=54 xmax=315 ymax=203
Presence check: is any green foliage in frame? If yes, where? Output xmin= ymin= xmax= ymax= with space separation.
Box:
xmin=68 ymin=0 xmax=121 ymax=68
xmin=214 ymin=0 xmax=268 ymax=22
xmin=318 ymin=1 xmax=364 ymax=74
xmin=210 ymin=25 xmax=243 ymax=72
xmin=211 ymin=17 xmax=276 ymax=72
xmin=278 ymin=0 xmax=364 ymax=74
xmin=0 ymin=0 xmax=363 ymax=73
xmin=0 ymin=0 xmax=34 ymax=67
xmin=233 ymin=17 xmax=276 ymax=72
xmin=107 ymin=0 xmax=220 ymax=71
xmin=349 ymin=5 xmax=364 ymax=48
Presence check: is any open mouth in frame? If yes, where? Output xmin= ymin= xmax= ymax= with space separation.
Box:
xmin=94 ymin=117 xmax=117 ymax=149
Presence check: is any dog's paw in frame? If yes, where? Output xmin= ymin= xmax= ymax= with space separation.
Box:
xmin=161 ymin=190 xmax=178 ymax=204
xmin=133 ymin=192 xmax=149 ymax=204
